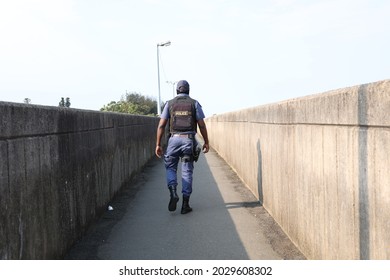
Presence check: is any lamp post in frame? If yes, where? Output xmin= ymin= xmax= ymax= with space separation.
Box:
xmin=156 ymin=41 xmax=171 ymax=115
xmin=166 ymin=80 xmax=177 ymax=98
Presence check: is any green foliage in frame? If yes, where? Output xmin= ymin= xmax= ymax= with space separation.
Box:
xmin=59 ymin=97 xmax=71 ymax=108
xmin=100 ymin=92 xmax=159 ymax=116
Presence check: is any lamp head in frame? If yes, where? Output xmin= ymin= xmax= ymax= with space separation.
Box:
xmin=158 ymin=41 xmax=171 ymax=47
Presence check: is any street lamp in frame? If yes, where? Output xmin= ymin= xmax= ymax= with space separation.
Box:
xmin=156 ymin=40 xmax=171 ymax=115
xmin=166 ymin=80 xmax=177 ymax=98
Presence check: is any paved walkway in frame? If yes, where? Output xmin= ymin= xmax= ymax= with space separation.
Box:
xmin=66 ymin=146 xmax=305 ymax=260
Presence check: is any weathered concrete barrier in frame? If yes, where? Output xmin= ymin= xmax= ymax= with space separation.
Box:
xmin=0 ymin=103 xmax=159 ymax=259
xmin=205 ymin=79 xmax=390 ymax=259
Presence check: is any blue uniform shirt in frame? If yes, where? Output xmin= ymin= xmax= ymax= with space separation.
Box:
xmin=160 ymin=94 xmax=205 ymax=121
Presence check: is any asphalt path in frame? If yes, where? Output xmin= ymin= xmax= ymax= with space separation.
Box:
xmin=66 ymin=146 xmax=305 ymax=260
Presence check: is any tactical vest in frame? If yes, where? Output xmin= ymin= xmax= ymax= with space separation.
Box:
xmin=168 ymin=95 xmax=197 ymax=133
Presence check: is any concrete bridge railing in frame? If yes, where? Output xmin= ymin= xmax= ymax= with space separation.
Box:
xmin=0 ymin=103 xmax=159 ymax=259
xmin=205 ymin=79 xmax=390 ymax=260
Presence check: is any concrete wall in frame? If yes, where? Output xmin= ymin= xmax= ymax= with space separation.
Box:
xmin=0 ymin=102 xmax=159 ymax=259
xmin=205 ymin=79 xmax=390 ymax=260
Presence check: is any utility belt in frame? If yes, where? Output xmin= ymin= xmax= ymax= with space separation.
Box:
xmin=171 ymin=133 xmax=194 ymax=139
xmin=169 ymin=133 xmax=201 ymax=162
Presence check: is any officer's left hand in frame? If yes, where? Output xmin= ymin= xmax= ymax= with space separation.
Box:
xmin=202 ymin=143 xmax=209 ymax=154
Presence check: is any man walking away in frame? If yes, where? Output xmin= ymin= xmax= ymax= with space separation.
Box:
xmin=155 ymin=80 xmax=209 ymax=214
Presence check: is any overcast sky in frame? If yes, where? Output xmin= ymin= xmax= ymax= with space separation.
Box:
xmin=0 ymin=0 xmax=389 ymax=116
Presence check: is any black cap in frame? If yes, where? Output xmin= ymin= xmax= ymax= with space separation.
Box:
xmin=176 ymin=80 xmax=190 ymax=93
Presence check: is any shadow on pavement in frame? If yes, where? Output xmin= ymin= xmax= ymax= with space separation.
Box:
xmin=65 ymin=147 xmax=305 ymax=260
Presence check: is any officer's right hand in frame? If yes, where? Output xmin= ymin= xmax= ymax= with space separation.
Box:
xmin=156 ymin=146 xmax=163 ymax=158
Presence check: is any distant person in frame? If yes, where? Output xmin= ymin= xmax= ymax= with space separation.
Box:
xmin=155 ymin=80 xmax=209 ymax=214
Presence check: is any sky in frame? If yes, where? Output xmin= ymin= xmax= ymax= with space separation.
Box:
xmin=0 ymin=0 xmax=389 ymax=117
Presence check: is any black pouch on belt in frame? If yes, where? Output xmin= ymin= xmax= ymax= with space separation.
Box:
xmin=193 ymin=143 xmax=201 ymax=162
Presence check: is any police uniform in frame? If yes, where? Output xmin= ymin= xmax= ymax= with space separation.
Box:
xmin=158 ymin=80 xmax=206 ymax=214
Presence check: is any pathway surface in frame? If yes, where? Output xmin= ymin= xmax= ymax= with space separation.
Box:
xmin=66 ymin=147 xmax=305 ymax=260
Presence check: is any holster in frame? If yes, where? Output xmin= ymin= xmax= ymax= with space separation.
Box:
xmin=193 ymin=142 xmax=201 ymax=162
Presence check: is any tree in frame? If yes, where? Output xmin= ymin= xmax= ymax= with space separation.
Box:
xmin=59 ymin=97 xmax=71 ymax=108
xmin=100 ymin=92 xmax=160 ymax=116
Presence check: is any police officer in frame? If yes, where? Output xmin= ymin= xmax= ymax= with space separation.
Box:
xmin=155 ymin=80 xmax=209 ymax=214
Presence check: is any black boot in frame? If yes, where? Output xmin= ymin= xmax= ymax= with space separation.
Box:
xmin=168 ymin=185 xmax=179 ymax=212
xmin=181 ymin=196 xmax=192 ymax=214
